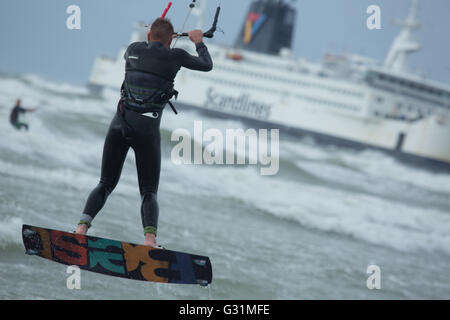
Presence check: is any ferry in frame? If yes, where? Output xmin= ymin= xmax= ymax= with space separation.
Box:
xmin=89 ymin=0 xmax=450 ymax=168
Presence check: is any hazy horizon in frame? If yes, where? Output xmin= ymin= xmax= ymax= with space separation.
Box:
xmin=0 ymin=0 xmax=449 ymax=86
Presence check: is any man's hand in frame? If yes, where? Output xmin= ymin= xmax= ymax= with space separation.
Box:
xmin=188 ymin=30 xmax=203 ymax=44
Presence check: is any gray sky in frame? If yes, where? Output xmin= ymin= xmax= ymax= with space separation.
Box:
xmin=0 ymin=0 xmax=449 ymax=85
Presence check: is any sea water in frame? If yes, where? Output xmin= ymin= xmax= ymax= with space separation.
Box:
xmin=0 ymin=73 xmax=449 ymax=299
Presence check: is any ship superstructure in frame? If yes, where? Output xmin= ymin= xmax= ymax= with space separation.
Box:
xmin=89 ymin=0 xmax=450 ymax=165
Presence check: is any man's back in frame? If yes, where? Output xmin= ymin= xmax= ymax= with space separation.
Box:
xmin=124 ymin=41 xmax=213 ymax=88
xmin=121 ymin=39 xmax=213 ymax=116
xmin=10 ymin=105 xmax=25 ymax=124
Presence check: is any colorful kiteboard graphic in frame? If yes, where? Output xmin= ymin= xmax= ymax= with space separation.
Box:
xmin=22 ymin=224 xmax=212 ymax=286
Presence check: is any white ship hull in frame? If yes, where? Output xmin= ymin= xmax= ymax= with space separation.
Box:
xmin=89 ymin=40 xmax=450 ymax=165
xmin=89 ymin=0 xmax=450 ymax=166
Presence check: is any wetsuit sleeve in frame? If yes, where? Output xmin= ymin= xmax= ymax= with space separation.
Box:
xmin=124 ymin=42 xmax=141 ymax=60
xmin=18 ymin=107 xmax=27 ymax=113
xmin=176 ymin=42 xmax=213 ymax=72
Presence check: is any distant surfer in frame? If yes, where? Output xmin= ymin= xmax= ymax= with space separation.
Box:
xmin=10 ymin=99 xmax=35 ymax=131
xmin=75 ymin=18 xmax=213 ymax=247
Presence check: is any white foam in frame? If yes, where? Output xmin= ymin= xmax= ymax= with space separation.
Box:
xmin=339 ymin=149 xmax=450 ymax=194
xmin=1 ymin=73 xmax=449 ymax=256
xmin=167 ymin=158 xmax=450 ymax=255
xmin=157 ymin=102 xmax=450 ymax=254
xmin=282 ymin=136 xmax=450 ymax=195
xmin=0 ymin=217 xmax=24 ymax=248
xmin=22 ymin=73 xmax=90 ymax=95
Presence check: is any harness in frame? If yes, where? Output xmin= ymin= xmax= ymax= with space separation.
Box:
xmin=117 ymin=71 xmax=179 ymax=140
xmin=120 ymin=79 xmax=179 ymax=115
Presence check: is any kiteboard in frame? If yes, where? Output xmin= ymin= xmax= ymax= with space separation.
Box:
xmin=21 ymin=224 xmax=212 ymax=286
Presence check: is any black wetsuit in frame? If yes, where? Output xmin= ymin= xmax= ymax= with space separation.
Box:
xmin=79 ymin=41 xmax=213 ymax=236
xmin=10 ymin=105 xmax=29 ymax=130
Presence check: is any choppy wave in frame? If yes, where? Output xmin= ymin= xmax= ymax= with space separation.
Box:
xmin=166 ymin=159 xmax=450 ymax=255
xmin=1 ymin=73 xmax=450 ymax=269
xmin=157 ymin=87 xmax=450 ymax=255
xmin=0 ymin=216 xmax=24 ymax=249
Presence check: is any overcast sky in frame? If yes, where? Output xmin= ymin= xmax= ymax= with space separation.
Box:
xmin=0 ymin=0 xmax=449 ymax=85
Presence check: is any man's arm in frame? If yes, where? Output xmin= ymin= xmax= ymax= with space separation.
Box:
xmin=176 ymin=30 xmax=213 ymax=72
xmin=18 ymin=106 xmax=29 ymax=113
xmin=177 ymin=42 xmax=213 ymax=72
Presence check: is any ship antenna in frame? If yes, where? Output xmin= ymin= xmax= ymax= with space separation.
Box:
xmin=384 ymin=0 xmax=422 ymax=72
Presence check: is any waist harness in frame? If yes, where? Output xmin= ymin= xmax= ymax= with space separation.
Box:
xmin=120 ymin=81 xmax=179 ymax=115
xmin=117 ymin=80 xmax=179 ymax=140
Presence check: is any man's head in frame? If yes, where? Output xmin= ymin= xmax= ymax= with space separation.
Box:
xmin=148 ymin=18 xmax=174 ymax=47
xmin=16 ymin=99 xmax=21 ymax=106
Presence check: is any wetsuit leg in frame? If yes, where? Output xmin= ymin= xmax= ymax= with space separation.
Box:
xmin=80 ymin=114 xmax=130 ymax=226
xmin=129 ymin=112 xmax=162 ymax=236
xmin=134 ymin=141 xmax=161 ymax=235
xmin=11 ymin=121 xmax=28 ymax=131
xmin=19 ymin=122 xmax=29 ymax=131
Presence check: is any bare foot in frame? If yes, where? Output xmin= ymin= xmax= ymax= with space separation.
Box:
xmin=144 ymin=233 xmax=157 ymax=248
xmin=76 ymin=224 xmax=88 ymax=235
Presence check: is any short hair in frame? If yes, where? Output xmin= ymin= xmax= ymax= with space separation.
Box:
xmin=149 ymin=18 xmax=174 ymax=43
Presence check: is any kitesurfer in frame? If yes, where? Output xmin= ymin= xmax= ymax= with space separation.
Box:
xmin=10 ymin=99 xmax=35 ymax=131
xmin=75 ymin=17 xmax=213 ymax=247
